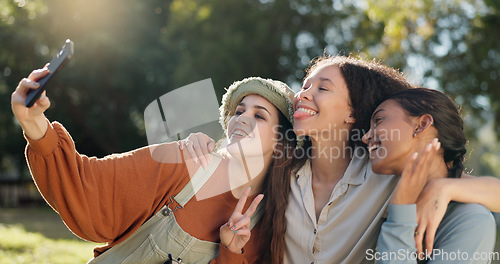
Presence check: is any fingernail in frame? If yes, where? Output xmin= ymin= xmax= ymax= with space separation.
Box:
xmin=426 ymin=144 xmax=432 ymax=151
xmin=226 ymin=222 xmax=231 ymax=227
xmin=34 ymin=82 xmax=40 ymax=87
xmin=233 ymin=230 xmax=238 ymax=234
xmin=230 ymin=226 xmax=236 ymax=231
xmin=413 ymin=152 xmax=418 ymax=159
xmin=436 ymin=142 xmax=441 ymax=150
xmin=194 ymin=158 xmax=198 ymax=164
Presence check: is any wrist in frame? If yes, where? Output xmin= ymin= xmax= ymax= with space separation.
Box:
xmin=224 ymin=244 xmax=243 ymax=254
xmin=390 ymin=194 xmax=417 ymax=205
xmin=390 ymin=185 xmax=420 ymax=204
xmin=439 ymin=178 xmax=453 ymax=201
xmin=20 ymin=116 xmax=48 ymax=140
xmin=428 ymin=178 xmax=452 ymax=201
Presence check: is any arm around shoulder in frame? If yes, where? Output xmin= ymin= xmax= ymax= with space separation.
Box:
xmin=433 ymin=175 xmax=500 ymax=212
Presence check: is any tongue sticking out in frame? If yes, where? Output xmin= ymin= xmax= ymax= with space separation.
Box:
xmin=294 ymin=111 xmax=314 ymax=119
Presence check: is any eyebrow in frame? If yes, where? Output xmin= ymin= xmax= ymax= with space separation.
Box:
xmin=319 ymin=77 xmax=333 ymax=83
xmin=303 ymin=77 xmax=333 ymax=85
xmin=237 ymin=102 xmax=271 ymax=116
xmin=371 ymin=108 xmax=385 ymax=119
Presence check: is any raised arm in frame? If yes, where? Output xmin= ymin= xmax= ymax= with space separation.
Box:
xmin=12 ymin=68 xmax=189 ymax=244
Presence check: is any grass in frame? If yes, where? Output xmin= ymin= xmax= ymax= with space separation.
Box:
xmin=0 ymin=206 xmax=77 ymax=240
xmin=0 ymin=205 xmax=100 ymax=264
xmin=0 ymin=224 xmax=96 ymax=264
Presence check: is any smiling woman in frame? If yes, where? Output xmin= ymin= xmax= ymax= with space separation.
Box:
xmin=363 ymin=88 xmax=498 ymax=263
xmin=11 ymin=68 xmax=296 ymax=264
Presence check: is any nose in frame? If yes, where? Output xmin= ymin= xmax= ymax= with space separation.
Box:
xmin=362 ymin=129 xmax=373 ymax=145
xmin=295 ymin=89 xmax=312 ymax=103
xmin=236 ymin=114 xmax=248 ymax=125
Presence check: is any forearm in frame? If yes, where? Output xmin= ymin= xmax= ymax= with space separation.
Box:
xmin=377 ymin=204 xmax=419 ymax=264
xmin=443 ymin=176 xmax=500 ymax=212
xmin=19 ymin=114 xmax=48 ymax=140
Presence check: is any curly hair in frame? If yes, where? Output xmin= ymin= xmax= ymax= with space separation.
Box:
xmin=304 ymin=55 xmax=415 ymax=148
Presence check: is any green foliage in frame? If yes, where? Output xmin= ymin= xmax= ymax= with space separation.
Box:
xmin=0 ymin=224 xmax=94 ymax=264
xmin=1 ymin=0 xmax=499 ymax=177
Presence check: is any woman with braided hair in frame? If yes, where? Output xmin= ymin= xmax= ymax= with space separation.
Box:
xmin=363 ymin=88 xmax=496 ymax=263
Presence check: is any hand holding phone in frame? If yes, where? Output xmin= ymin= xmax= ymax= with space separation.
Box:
xmin=25 ymin=39 xmax=74 ymax=107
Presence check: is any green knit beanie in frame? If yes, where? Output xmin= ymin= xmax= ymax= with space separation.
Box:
xmin=219 ymin=77 xmax=295 ymax=134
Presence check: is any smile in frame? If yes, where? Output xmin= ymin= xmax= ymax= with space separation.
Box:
xmin=296 ymin=107 xmax=318 ymax=116
xmin=368 ymin=144 xmax=381 ymax=154
xmin=293 ymin=107 xmax=318 ymax=120
xmin=231 ymin=128 xmax=251 ymax=138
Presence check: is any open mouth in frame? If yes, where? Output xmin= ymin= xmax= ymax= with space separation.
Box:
xmin=368 ymin=144 xmax=381 ymax=154
xmin=293 ymin=107 xmax=318 ymax=119
xmin=230 ymin=128 xmax=251 ymax=138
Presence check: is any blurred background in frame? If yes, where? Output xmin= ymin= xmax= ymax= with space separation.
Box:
xmin=0 ymin=0 xmax=499 ymax=263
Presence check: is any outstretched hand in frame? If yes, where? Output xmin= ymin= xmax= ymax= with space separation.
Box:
xmin=220 ymin=187 xmax=264 ymax=254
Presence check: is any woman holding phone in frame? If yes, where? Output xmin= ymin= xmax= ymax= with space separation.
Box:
xmin=11 ymin=68 xmax=296 ymax=263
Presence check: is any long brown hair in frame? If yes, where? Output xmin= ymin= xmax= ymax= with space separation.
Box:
xmin=259 ymin=110 xmax=295 ymax=264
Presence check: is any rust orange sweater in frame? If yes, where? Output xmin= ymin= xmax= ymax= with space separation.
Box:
xmin=25 ymin=121 xmax=263 ymax=263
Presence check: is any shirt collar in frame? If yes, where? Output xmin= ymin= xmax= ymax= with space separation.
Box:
xmin=295 ymin=146 xmax=369 ymax=186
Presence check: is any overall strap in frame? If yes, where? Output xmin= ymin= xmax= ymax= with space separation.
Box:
xmin=173 ymin=154 xmax=222 ymax=207
xmin=173 ymin=154 xmax=264 ymax=230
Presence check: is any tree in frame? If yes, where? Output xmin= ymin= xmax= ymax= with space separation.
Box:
xmin=1 ymin=0 xmax=499 ymax=179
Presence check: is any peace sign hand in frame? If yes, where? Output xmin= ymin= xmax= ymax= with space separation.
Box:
xmin=220 ymin=187 xmax=264 ymax=254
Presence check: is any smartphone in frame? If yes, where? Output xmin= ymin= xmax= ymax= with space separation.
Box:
xmin=25 ymin=39 xmax=74 ymax=107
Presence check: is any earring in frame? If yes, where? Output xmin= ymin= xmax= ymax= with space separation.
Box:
xmin=413 ymin=131 xmax=417 ymax=137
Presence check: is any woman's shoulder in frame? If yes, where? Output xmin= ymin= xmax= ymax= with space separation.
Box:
xmin=446 ymin=202 xmax=495 ymax=219
xmin=433 ymin=202 xmax=497 ymax=256
xmin=439 ymin=202 xmax=496 ymax=235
